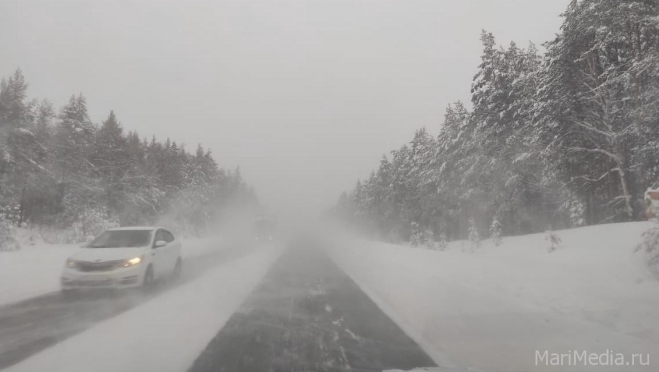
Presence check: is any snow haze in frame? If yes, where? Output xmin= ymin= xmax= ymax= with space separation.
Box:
xmin=0 ymin=0 xmax=570 ymax=222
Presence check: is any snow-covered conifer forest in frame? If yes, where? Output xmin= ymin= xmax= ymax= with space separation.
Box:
xmin=0 ymin=72 xmax=256 ymax=242
xmin=332 ymin=0 xmax=659 ymax=243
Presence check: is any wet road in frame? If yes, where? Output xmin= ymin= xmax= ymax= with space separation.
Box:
xmin=0 ymin=244 xmax=255 ymax=370
xmin=188 ymin=243 xmax=436 ymax=372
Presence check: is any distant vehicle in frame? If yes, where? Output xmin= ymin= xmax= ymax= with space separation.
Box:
xmin=253 ymin=214 xmax=278 ymax=243
xmin=60 ymin=226 xmax=182 ymax=296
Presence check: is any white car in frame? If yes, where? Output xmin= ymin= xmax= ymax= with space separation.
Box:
xmin=61 ymin=226 xmax=182 ymax=295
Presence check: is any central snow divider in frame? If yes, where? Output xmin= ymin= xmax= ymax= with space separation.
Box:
xmin=7 ymin=245 xmax=283 ymax=372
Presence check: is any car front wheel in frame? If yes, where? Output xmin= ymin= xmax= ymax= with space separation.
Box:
xmin=142 ymin=265 xmax=155 ymax=291
xmin=173 ymin=258 xmax=182 ymax=281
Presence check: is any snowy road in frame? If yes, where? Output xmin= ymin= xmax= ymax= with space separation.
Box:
xmin=2 ymin=238 xmax=437 ymax=372
xmin=7 ymin=229 xmax=652 ymax=372
xmin=188 ymin=240 xmax=436 ymax=372
xmin=0 ymin=244 xmax=257 ymax=370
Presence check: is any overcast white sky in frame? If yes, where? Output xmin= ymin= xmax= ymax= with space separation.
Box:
xmin=1 ymin=0 xmax=570 ymax=222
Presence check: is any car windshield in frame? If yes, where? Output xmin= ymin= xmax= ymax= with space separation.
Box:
xmin=87 ymin=230 xmax=152 ymax=248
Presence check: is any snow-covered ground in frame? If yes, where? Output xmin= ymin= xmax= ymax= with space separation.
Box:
xmin=0 ymin=243 xmax=78 ymax=307
xmin=0 ymin=236 xmax=229 ymax=307
xmin=329 ymin=222 xmax=659 ymax=372
xmin=4 ymin=223 xmax=658 ymax=372
xmin=6 ymin=245 xmax=282 ymax=372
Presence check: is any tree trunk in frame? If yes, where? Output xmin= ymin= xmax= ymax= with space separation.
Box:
xmin=614 ymin=139 xmax=637 ymax=221
xmin=18 ymin=185 xmax=26 ymax=226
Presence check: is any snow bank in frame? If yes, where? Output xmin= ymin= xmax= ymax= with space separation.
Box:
xmin=329 ymin=222 xmax=659 ymax=372
xmin=0 ymin=244 xmax=78 ymax=306
xmin=7 ymin=245 xmax=282 ymax=372
xmin=0 ymin=237 xmax=231 ymax=307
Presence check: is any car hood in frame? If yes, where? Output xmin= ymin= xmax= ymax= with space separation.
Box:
xmin=70 ymin=247 xmax=146 ymax=262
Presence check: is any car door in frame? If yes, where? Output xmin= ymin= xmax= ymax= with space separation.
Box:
xmin=152 ymin=229 xmax=170 ymax=279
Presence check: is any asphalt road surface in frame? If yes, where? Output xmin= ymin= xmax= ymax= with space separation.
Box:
xmin=188 ymin=240 xmax=436 ymax=372
xmin=0 ymin=244 xmax=255 ymax=370
xmin=1 ymin=238 xmax=436 ymax=372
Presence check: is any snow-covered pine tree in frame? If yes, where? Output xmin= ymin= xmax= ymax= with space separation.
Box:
xmin=389 ymin=145 xmax=413 ymax=239
xmin=407 ymin=128 xmax=438 ymax=234
xmin=432 ymin=102 xmax=474 ymax=240
xmin=540 ymin=0 xmax=659 ymax=223
xmin=0 ymin=69 xmax=36 ymax=205
xmin=54 ymin=94 xmax=103 ymax=225
xmin=0 ymin=70 xmax=257 ymax=234
xmin=471 ymin=32 xmax=547 ymax=234
xmin=0 ymin=211 xmax=20 ymax=252
xmin=437 ymin=233 xmax=448 ymax=251
xmin=92 ymin=111 xmax=130 ymax=217
xmin=489 ymin=218 xmax=502 ymax=247
xmin=333 ymin=0 xmax=659 ymax=241
xmin=0 ymin=69 xmax=30 ymax=130
xmin=637 ymin=219 xmax=659 ymax=278
xmin=545 ymin=228 xmax=562 ymax=253
xmin=468 ymin=218 xmax=481 ymax=252
xmin=410 ymin=221 xmax=423 ymax=248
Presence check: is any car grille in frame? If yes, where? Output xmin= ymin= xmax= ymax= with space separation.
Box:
xmin=77 ymin=279 xmax=113 ymax=287
xmin=76 ymin=260 xmax=121 ymax=272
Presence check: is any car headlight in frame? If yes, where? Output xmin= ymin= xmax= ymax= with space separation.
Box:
xmin=66 ymin=259 xmax=78 ymax=268
xmin=122 ymin=256 xmax=143 ymax=267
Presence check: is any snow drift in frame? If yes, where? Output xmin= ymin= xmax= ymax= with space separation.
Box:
xmin=328 ymin=222 xmax=659 ymax=372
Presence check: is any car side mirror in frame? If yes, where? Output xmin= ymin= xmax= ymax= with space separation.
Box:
xmin=154 ymin=240 xmax=168 ymax=248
